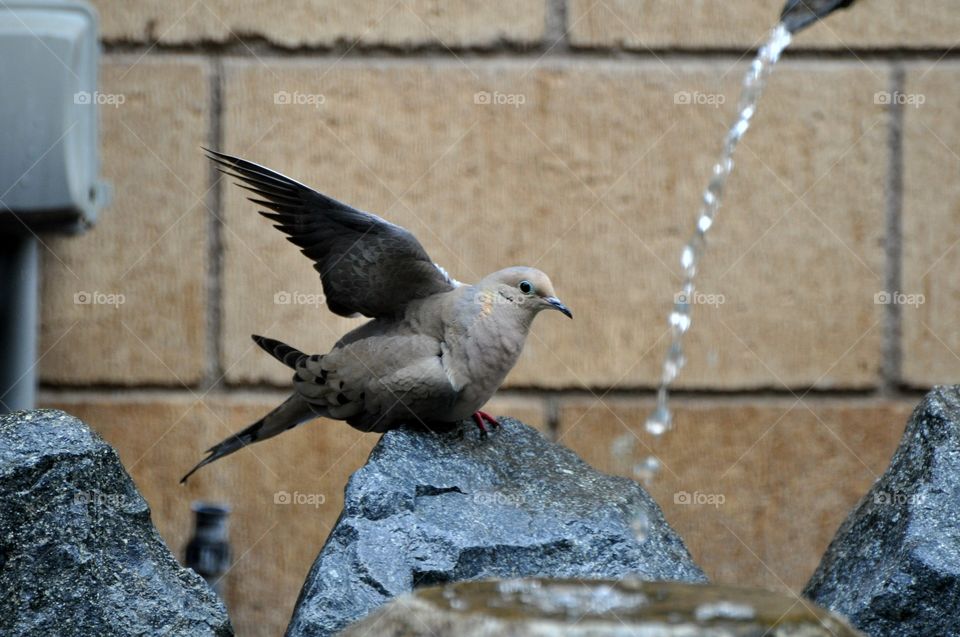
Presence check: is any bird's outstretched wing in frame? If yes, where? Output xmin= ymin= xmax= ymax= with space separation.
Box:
xmin=206 ymin=149 xmax=457 ymax=318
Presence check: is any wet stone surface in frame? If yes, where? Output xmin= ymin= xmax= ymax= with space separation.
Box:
xmin=805 ymin=386 xmax=960 ymax=636
xmin=286 ymin=418 xmax=704 ymax=637
xmin=0 ymin=409 xmax=232 ymax=637
xmin=341 ymin=578 xmax=866 ymax=636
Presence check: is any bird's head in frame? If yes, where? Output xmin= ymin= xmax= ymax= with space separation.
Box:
xmin=480 ymin=267 xmax=572 ymax=320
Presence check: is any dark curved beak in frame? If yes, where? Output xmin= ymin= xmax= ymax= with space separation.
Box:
xmin=545 ymin=297 xmax=573 ymax=319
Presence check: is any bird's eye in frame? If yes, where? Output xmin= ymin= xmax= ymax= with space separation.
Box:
xmin=519 ymin=280 xmax=534 ymax=294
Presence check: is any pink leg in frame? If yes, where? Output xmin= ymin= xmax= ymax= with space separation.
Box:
xmin=477 ymin=410 xmax=500 ymax=428
xmin=472 ymin=410 xmax=500 ymax=435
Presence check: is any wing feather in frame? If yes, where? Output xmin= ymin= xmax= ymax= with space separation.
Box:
xmin=206 ymin=149 xmax=456 ymax=318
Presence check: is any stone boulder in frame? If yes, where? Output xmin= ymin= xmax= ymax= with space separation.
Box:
xmin=0 ymin=409 xmax=233 ymax=636
xmin=804 ymin=386 xmax=960 ymax=636
xmin=342 ymin=579 xmax=865 ymax=637
xmin=287 ymin=417 xmax=704 ymax=637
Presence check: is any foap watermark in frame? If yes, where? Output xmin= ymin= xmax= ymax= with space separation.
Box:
xmin=274 ymin=290 xmax=325 ymax=307
xmin=274 ymin=490 xmax=326 ymax=508
xmin=874 ymin=91 xmax=925 ymax=108
xmin=674 ymin=91 xmax=726 ymax=108
xmin=74 ymin=290 xmax=125 ymax=308
xmin=472 ymin=491 xmax=526 ymax=506
xmin=274 ymin=90 xmax=326 ymax=109
xmin=473 ymin=91 xmax=526 ymax=108
xmin=74 ymin=490 xmax=130 ymax=510
xmin=874 ymin=291 xmax=925 ymax=308
xmin=674 ymin=490 xmax=725 ymax=508
xmin=874 ymin=490 xmax=926 ymax=507
xmin=74 ymin=91 xmax=126 ymax=108
xmin=675 ymin=291 xmax=725 ymax=308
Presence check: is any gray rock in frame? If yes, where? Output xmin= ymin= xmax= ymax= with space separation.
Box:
xmin=286 ymin=418 xmax=705 ymax=637
xmin=804 ymin=386 xmax=960 ymax=636
xmin=0 ymin=409 xmax=233 ymax=637
xmin=342 ymin=579 xmax=866 ymax=637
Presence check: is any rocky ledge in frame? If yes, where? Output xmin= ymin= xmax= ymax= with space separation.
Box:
xmin=0 ymin=409 xmax=233 ymax=637
xmin=286 ymin=417 xmax=704 ymax=636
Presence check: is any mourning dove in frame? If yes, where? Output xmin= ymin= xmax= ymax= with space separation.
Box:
xmin=181 ymin=150 xmax=571 ymax=483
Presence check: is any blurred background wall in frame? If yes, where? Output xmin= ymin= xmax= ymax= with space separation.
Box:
xmin=35 ymin=0 xmax=960 ymax=634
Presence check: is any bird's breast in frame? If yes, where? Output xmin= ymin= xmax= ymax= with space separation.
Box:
xmin=465 ymin=313 xmax=528 ymax=381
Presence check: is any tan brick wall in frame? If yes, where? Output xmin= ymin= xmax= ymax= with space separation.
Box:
xmin=28 ymin=2 xmax=960 ymax=636
xmin=902 ymin=64 xmax=960 ymax=387
xmin=89 ymin=0 xmax=545 ymax=47
xmin=569 ymin=0 xmax=960 ymax=49
xmin=40 ymin=58 xmax=211 ymax=385
xmin=557 ymin=398 xmax=913 ymax=591
xmin=220 ymin=60 xmax=886 ymax=389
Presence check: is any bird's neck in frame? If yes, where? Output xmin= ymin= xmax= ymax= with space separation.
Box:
xmin=457 ymin=286 xmax=533 ymax=377
xmin=465 ymin=285 xmax=535 ymax=330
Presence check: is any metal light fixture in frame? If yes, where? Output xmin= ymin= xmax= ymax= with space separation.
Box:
xmin=0 ymin=0 xmax=109 ymax=412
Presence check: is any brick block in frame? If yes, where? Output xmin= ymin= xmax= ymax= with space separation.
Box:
xmin=40 ymin=58 xmax=210 ymax=385
xmin=569 ymin=1 xmax=960 ymax=50
xmin=901 ymin=65 xmax=960 ymax=387
xmin=89 ymin=0 xmax=544 ymax=48
xmin=557 ymin=398 xmax=912 ymax=591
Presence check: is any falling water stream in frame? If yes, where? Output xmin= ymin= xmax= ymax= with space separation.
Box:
xmin=618 ymin=23 xmax=794 ymax=538
xmin=645 ymin=23 xmax=793 ymax=442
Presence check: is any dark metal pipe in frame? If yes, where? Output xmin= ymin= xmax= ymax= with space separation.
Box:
xmin=0 ymin=234 xmax=38 ymax=412
xmin=781 ymin=0 xmax=857 ymax=33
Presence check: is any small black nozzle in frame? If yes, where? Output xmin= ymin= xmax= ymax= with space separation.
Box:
xmin=780 ymin=0 xmax=856 ymax=34
xmin=185 ymin=502 xmax=231 ymax=596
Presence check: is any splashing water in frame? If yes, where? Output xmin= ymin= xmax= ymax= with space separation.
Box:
xmin=633 ymin=456 xmax=661 ymax=486
xmin=633 ymin=24 xmax=793 ymax=485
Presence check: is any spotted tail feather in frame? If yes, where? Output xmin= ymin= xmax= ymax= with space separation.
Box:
xmin=251 ymin=334 xmax=305 ymax=369
xmin=180 ymin=394 xmax=321 ymax=483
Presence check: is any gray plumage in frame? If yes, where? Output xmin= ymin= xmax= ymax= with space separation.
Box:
xmin=181 ymin=150 xmax=571 ymax=483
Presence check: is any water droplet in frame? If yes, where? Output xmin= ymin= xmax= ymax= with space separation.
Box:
xmin=697 ymin=213 xmax=713 ymax=233
xmin=629 ymin=510 xmax=650 ymax=542
xmin=661 ymin=361 xmax=678 ymax=384
xmin=645 ymin=405 xmax=672 ymax=436
xmin=702 ymin=189 xmax=716 ymax=208
xmin=668 ymin=310 xmax=691 ymax=333
xmin=694 ymin=601 xmax=757 ymax=621
xmin=612 ymin=434 xmax=635 ymax=459
xmin=662 ymin=343 xmax=686 ymax=382
xmin=644 ymin=417 xmax=669 ymax=437
xmin=732 ymin=118 xmax=750 ymax=139
xmin=707 ymin=174 xmax=726 ymax=199
xmin=633 ymin=456 xmax=661 ymax=485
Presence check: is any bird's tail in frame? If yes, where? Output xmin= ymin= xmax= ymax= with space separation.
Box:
xmin=180 ymin=394 xmax=320 ymax=483
xmin=251 ymin=333 xmax=305 ymax=368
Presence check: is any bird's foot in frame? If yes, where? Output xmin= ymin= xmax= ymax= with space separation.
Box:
xmin=472 ymin=410 xmax=500 ymax=437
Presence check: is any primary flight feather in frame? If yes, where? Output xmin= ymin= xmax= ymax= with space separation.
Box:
xmin=181 ymin=149 xmax=571 ymax=483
